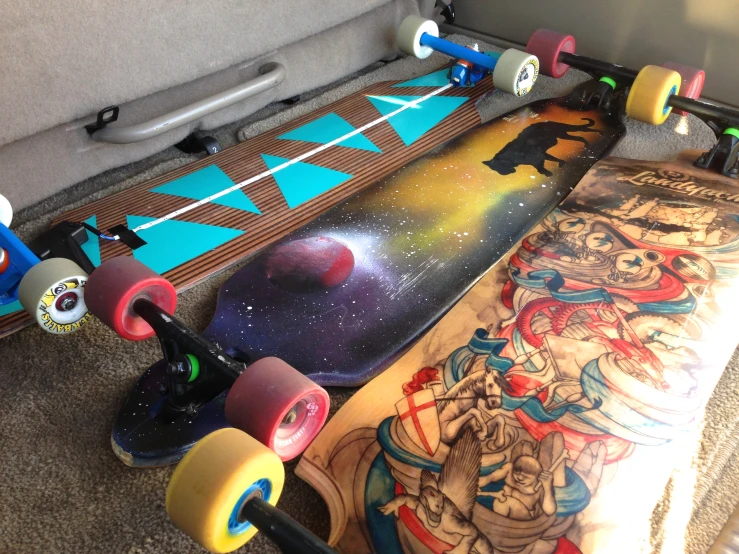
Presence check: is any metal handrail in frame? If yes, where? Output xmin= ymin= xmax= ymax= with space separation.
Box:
xmin=90 ymin=62 xmax=286 ymax=144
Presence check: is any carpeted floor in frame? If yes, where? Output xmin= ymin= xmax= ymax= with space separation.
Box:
xmin=1 ymin=35 xmax=736 ymax=554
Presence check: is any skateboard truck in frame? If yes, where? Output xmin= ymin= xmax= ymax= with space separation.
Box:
xmin=695 ymin=130 xmax=739 ymax=178
xmin=397 ymin=16 xmax=539 ymax=94
xmin=525 ymin=30 xmax=649 ymax=109
xmin=667 ymin=96 xmax=739 ymax=178
xmin=140 ymin=300 xmax=341 ymax=554
xmin=526 ymin=30 xmax=707 ymax=121
xmin=131 ymin=296 xmax=244 ymax=421
xmin=569 ymin=78 xmax=621 ymax=110
xmin=529 ymin=29 xmax=739 ymax=177
xmin=419 ymin=35 xmax=509 ymax=87
xmin=556 ymin=53 xmax=645 ymax=110
xmin=84 ymin=256 xmax=334 ymax=552
xmin=237 ymin=497 xmax=338 ymax=554
xmin=86 ymin=255 xmax=330 ymax=460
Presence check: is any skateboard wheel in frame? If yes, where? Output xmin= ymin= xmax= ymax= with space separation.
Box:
xmin=225 ymin=357 xmax=330 ymax=461
xmin=397 ymin=15 xmax=439 ymax=59
xmin=493 ymin=49 xmax=540 ymax=96
xmin=85 ymin=256 xmax=176 ymax=341
xmin=626 ymin=65 xmax=682 ymax=125
xmin=0 ymin=248 xmax=9 ymax=274
xmin=526 ymin=29 xmax=575 ymax=78
xmin=0 ymin=193 xmax=12 ymax=227
xmin=662 ymin=62 xmax=705 ymax=116
xmin=18 ymin=258 xmax=91 ymax=334
xmin=166 ymin=428 xmax=285 ymax=553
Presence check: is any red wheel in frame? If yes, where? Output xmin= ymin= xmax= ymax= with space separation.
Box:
xmin=0 ymin=248 xmax=9 ymax=273
xmin=225 ymin=357 xmax=330 ymax=461
xmin=661 ymin=62 xmax=705 ymax=116
xmin=526 ymin=29 xmax=575 ymax=78
xmin=85 ymin=256 xmax=177 ymax=341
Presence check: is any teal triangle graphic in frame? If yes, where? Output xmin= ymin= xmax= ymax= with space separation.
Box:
xmin=127 ymin=215 xmax=244 ymax=275
xmin=278 ymin=113 xmax=380 ymax=153
xmin=81 ymin=215 xmax=101 ymax=268
xmin=367 ymin=95 xmax=468 ymax=146
xmin=392 ymin=69 xmax=450 ymax=88
xmin=0 ymin=299 xmax=21 ymax=317
xmin=151 ymin=165 xmax=260 ymax=214
xmin=261 ymin=154 xmax=352 ymax=209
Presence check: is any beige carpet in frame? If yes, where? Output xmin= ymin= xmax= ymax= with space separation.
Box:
xmin=1 ymin=35 xmax=736 ymax=554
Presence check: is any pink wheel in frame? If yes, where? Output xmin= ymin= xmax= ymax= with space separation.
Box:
xmin=661 ymin=62 xmax=705 ymax=116
xmin=225 ymin=357 xmax=330 ymax=461
xmin=85 ymin=256 xmax=177 ymax=341
xmin=526 ymin=29 xmax=576 ymax=78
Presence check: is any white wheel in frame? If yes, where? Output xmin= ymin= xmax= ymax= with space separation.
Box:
xmin=18 ymin=258 xmax=91 ymax=334
xmin=493 ymin=49 xmax=540 ymax=96
xmin=397 ymin=15 xmax=439 ymax=59
xmin=0 ymin=194 xmax=12 ymax=227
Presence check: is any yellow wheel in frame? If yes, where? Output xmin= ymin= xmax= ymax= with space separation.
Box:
xmin=166 ymin=428 xmax=285 ymax=553
xmin=626 ymin=65 xmax=682 ymax=125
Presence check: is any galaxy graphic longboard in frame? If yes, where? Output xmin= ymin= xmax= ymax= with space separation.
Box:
xmin=296 ymin=151 xmax=739 ymax=553
xmin=113 ymin=89 xmax=626 ymax=466
xmin=0 ymin=67 xmax=492 ymax=338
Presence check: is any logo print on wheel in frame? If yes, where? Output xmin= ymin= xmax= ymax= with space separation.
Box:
xmin=515 ymin=59 xmax=540 ymax=96
xmin=39 ymin=277 xmax=92 ymax=333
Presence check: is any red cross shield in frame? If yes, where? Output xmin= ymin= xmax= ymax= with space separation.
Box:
xmin=395 ymin=389 xmax=440 ymax=456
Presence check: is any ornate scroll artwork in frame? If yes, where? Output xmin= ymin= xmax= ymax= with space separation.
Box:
xmin=297 ymin=155 xmax=739 ymax=553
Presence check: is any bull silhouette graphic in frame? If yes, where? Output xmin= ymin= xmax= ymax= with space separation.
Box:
xmin=484 ymin=118 xmax=602 ymax=177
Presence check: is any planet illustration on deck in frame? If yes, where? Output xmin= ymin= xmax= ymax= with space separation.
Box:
xmin=264 ymin=236 xmax=355 ymax=293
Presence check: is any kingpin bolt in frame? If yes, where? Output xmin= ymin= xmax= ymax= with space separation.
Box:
xmin=167 ymin=361 xmax=185 ymax=376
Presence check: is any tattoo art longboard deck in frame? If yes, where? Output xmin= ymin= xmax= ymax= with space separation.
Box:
xmin=296 ymin=151 xmax=739 ymax=554
xmin=0 ymin=67 xmax=492 ymax=338
xmin=112 ymin=89 xmax=626 ymax=467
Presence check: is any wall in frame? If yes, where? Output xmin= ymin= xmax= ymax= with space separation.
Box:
xmin=449 ymin=0 xmax=738 ymax=106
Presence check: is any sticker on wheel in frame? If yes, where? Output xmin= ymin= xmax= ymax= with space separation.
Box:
xmin=38 ymin=277 xmax=91 ymax=333
xmin=515 ymin=58 xmax=540 ymax=96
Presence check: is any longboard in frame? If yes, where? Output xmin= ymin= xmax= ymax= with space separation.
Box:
xmin=296 ymin=150 xmax=739 ymax=553
xmin=112 ymin=88 xmax=627 ymax=467
xmin=0 ymin=67 xmax=492 ymax=337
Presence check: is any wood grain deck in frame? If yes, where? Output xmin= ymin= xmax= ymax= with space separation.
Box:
xmin=0 ymin=74 xmax=493 ymax=337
